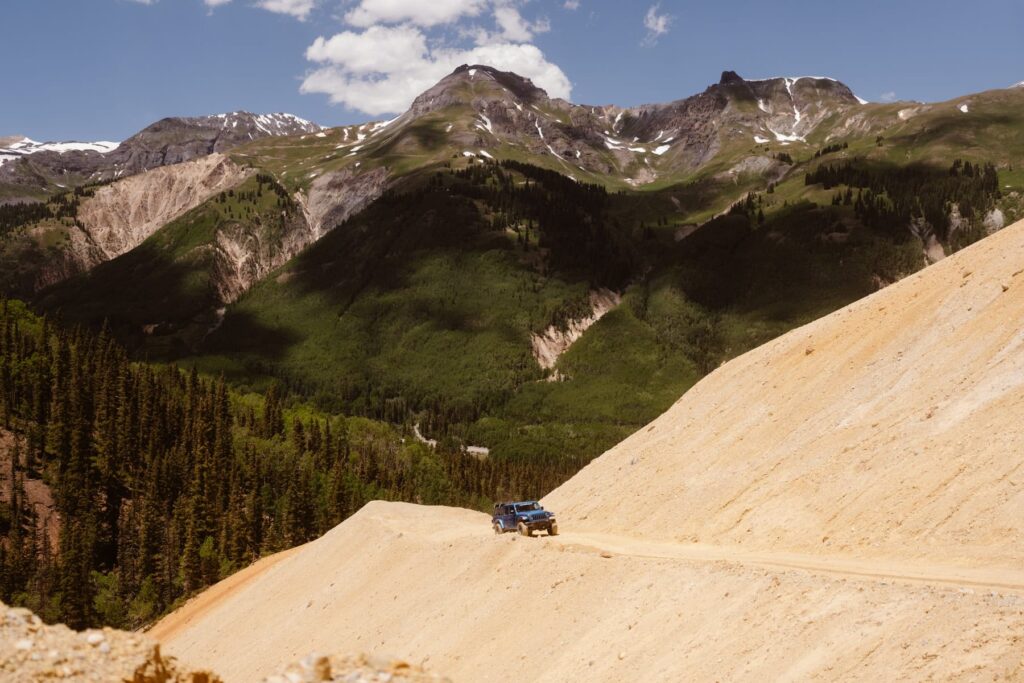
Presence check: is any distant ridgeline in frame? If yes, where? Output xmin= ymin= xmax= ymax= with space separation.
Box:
xmin=0 ymin=299 xmax=579 ymax=630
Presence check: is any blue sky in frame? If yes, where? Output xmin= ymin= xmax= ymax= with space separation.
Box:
xmin=3 ymin=0 xmax=1022 ymax=141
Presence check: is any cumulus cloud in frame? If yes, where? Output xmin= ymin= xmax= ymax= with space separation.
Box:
xmin=301 ymin=0 xmax=570 ymax=116
xmin=880 ymin=91 xmax=897 ymax=103
xmin=257 ymin=0 xmax=316 ymax=18
xmin=303 ymin=29 xmax=570 ymax=115
xmin=563 ymin=0 xmax=580 ymax=9
xmin=344 ymin=0 xmax=487 ymax=27
xmin=493 ymin=5 xmax=550 ymax=41
xmin=642 ymin=3 xmax=672 ymax=46
xmin=202 ymin=0 xmax=315 ymax=19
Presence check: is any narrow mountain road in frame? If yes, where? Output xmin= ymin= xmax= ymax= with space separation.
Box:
xmin=545 ymin=531 xmax=1024 ymax=594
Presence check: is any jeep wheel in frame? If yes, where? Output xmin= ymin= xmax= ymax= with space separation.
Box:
xmin=493 ymin=523 xmax=503 ymax=535
xmin=549 ymin=524 xmax=559 ymax=536
xmin=517 ymin=522 xmax=532 ymax=537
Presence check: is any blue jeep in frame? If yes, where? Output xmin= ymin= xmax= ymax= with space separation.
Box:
xmin=492 ymin=501 xmax=558 ymax=537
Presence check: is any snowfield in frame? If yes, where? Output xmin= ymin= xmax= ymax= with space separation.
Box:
xmin=0 ymin=137 xmax=120 ymax=166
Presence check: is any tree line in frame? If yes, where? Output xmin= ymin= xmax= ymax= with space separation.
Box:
xmin=0 ymin=299 xmax=581 ymax=630
xmin=805 ymin=159 xmax=1000 ymax=242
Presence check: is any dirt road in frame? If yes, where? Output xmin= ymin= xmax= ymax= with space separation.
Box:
xmin=552 ymin=531 xmax=1024 ymax=594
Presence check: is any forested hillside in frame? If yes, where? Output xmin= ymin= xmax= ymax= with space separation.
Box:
xmin=0 ymin=299 xmax=577 ymax=630
xmin=36 ymin=153 xmax=1009 ymax=469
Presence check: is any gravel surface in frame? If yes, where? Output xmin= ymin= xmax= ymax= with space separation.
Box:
xmin=0 ymin=601 xmax=220 ymax=681
xmin=262 ymin=653 xmax=449 ymax=683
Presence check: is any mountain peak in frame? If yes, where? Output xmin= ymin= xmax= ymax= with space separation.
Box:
xmin=719 ymin=70 xmax=745 ymax=86
xmin=409 ymin=64 xmax=551 ymax=117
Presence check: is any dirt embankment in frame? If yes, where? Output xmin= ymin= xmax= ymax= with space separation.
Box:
xmin=153 ymin=220 xmax=1024 ymax=682
xmin=0 ymin=429 xmax=59 ymax=550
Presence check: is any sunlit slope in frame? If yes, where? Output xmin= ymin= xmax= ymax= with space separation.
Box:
xmin=153 ymin=502 xmax=1024 ymax=682
xmin=154 ymin=221 xmax=1024 ymax=682
xmin=546 ymin=218 xmax=1024 ymax=567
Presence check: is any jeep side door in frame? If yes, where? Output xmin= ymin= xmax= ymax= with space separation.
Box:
xmin=500 ymin=505 xmax=515 ymax=530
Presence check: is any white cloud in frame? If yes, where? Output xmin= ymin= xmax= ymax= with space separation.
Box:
xmin=880 ymin=91 xmax=897 ymax=103
xmin=345 ymin=0 xmax=486 ymax=28
xmin=492 ymin=5 xmax=550 ymax=42
xmin=125 ymin=0 xmax=157 ymax=4
xmin=201 ymin=0 xmax=314 ymax=19
xmin=306 ymin=25 xmax=429 ymax=75
xmin=256 ymin=0 xmax=315 ymax=19
xmin=301 ymin=0 xmax=570 ymax=116
xmin=642 ymin=3 xmax=672 ymax=46
xmin=563 ymin=0 xmax=580 ymax=9
xmin=302 ymin=26 xmax=571 ymax=115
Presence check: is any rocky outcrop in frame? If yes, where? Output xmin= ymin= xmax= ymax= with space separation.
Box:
xmin=0 ymin=602 xmax=220 ymax=682
xmin=299 ymin=166 xmax=391 ymax=238
xmin=262 ymin=654 xmax=448 ymax=683
xmin=531 ymin=288 xmax=621 ymax=370
xmin=15 ymin=154 xmax=253 ymax=295
xmin=209 ymin=209 xmax=313 ymax=304
xmin=985 ymin=207 xmax=1006 ymax=233
xmin=0 ymin=601 xmax=449 ymax=683
xmin=77 ymin=153 xmax=253 ymax=262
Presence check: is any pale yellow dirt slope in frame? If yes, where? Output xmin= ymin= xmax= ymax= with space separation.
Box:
xmin=154 ymin=220 xmax=1024 ymax=682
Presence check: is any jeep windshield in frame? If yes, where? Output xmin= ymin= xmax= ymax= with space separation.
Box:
xmin=515 ymin=503 xmax=540 ymax=511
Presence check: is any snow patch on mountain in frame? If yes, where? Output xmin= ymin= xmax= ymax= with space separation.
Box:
xmin=0 ymin=137 xmax=121 ymax=167
xmin=213 ymin=112 xmax=321 ymax=136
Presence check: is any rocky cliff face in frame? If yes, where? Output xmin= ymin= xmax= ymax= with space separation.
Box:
xmin=299 ymin=166 xmax=391 ymax=238
xmin=21 ymin=154 xmax=255 ymax=292
xmin=77 ymin=153 xmax=253 ymax=262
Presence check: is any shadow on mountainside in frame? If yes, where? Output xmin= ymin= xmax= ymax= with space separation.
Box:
xmin=35 ymin=241 xmax=295 ymax=362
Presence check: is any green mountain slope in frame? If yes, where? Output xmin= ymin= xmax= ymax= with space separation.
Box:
xmin=20 ymin=66 xmax=1024 ymax=465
